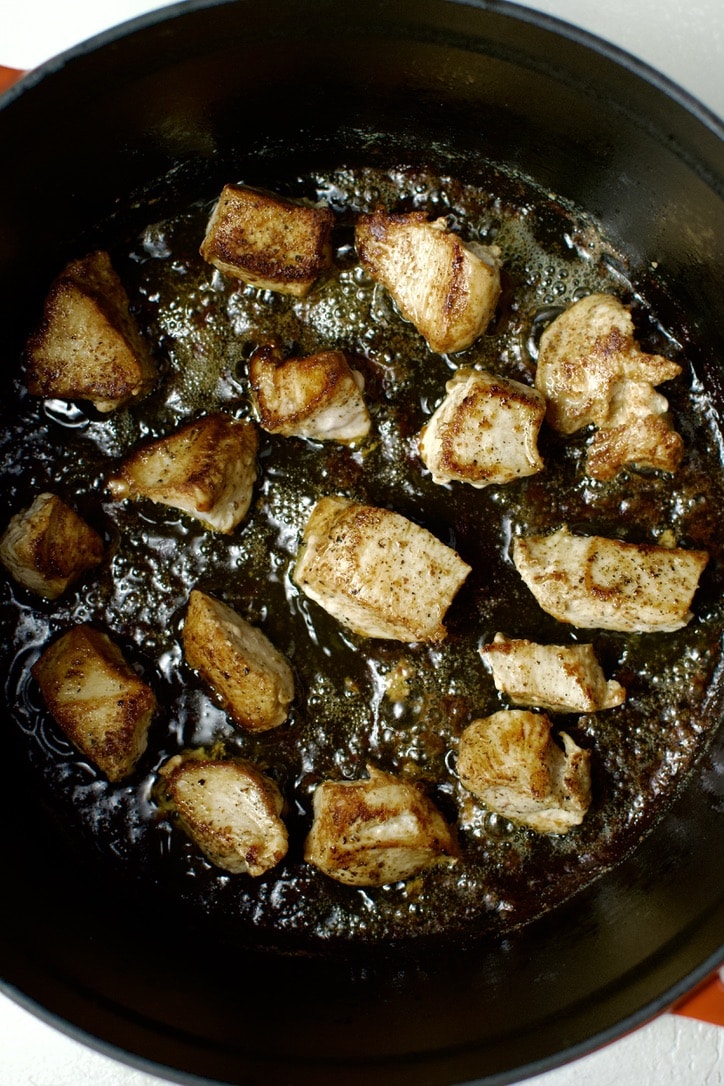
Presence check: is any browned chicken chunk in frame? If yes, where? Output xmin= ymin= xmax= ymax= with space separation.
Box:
xmin=513 ymin=527 xmax=708 ymax=633
xmin=0 ymin=493 xmax=103 ymax=599
xmin=107 ymin=413 xmax=258 ymax=533
xmin=32 ymin=624 xmax=156 ymax=782
xmin=304 ymin=764 xmax=459 ymax=886
xmin=25 ymin=250 xmax=156 ymax=412
xmin=535 ymin=293 xmax=683 ymax=479
xmin=200 ymin=184 xmax=334 ymax=297
xmin=182 ymin=589 xmax=294 ymax=732
xmin=249 ymin=345 xmax=371 ymax=444
xmin=293 ymin=495 xmax=471 ymax=641
xmin=481 ymin=633 xmax=625 ymax=714
xmin=159 ymin=754 xmax=288 ymax=876
xmin=355 ymin=210 xmax=501 ymax=354
xmin=458 ymin=710 xmax=591 ymax=834
xmin=418 ymin=368 xmax=545 ymax=487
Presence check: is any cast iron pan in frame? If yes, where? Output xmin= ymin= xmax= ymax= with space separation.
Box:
xmin=0 ymin=2 xmax=723 ymax=1084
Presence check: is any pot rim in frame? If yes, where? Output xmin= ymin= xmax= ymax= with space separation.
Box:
xmin=1 ymin=0 xmax=723 ymax=137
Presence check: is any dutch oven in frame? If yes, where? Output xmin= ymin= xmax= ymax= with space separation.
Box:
xmin=0 ymin=2 xmax=722 ymax=1084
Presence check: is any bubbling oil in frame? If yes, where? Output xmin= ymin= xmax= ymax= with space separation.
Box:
xmin=1 ymin=163 xmax=723 ymax=946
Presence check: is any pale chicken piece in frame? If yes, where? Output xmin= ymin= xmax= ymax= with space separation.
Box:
xmin=418 ymin=368 xmax=545 ymax=487
xmin=159 ymin=754 xmax=288 ymax=876
xmin=293 ymin=495 xmax=471 ymax=642
xmin=534 ymin=293 xmax=683 ymax=479
xmin=25 ymin=250 xmax=156 ymax=412
xmin=32 ymin=624 xmax=156 ymax=782
xmin=513 ymin=527 xmax=708 ymax=633
xmin=107 ymin=413 xmax=258 ymax=533
xmin=200 ymin=184 xmax=334 ymax=297
xmin=355 ymin=210 xmax=501 ymax=354
xmin=481 ymin=632 xmax=626 ymax=713
xmin=0 ymin=492 xmax=104 ymax=599
xmin=458 ymin=710 xmax=591 ymax=834
xmin=304 ymin=764 xmax=459 ymax=886
xmin=182 ymin=589 xmax=294 ymax=732
xmin=249 ymin=344 xmax=371 ymax=444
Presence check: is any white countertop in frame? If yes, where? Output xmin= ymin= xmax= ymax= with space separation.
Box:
xmin=1 ymin=2 xmax=722 ymax=1084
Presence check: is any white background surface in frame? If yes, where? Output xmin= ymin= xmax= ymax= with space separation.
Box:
xmin=1 ymin=2 xmax=722 ymax=1084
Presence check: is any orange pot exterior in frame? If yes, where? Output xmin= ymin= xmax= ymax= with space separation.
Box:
xmin=673 ymin=970 xmax=724 ymax=1027
xmin=0 ymin=66 xmax=24 ymax=92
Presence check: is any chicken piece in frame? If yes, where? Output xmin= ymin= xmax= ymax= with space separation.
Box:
xmin=585 ymin=408 xmax=685 ymax=482
xmin=182 ymin=589 xmax=294 ymax=732
xmin=107 ymin=413 xmax=258 ymax=533
xmin=534 ymin=293 xmax=683 ymax=479
xmin=159 ymin=754 xmax=288 ymax=876
xmin=24 ymin=250 xmax=156 ymax=412
xmin=304 ymin=764 xmax=459 ymax=886
xmin=418 ymin=368 xmax=545 ymax=487
xmin=355 ymin=210 xmax=501 ymax=354
xmin=32 ymin=625 xmax=156 ymax=782
xmin=458 ymin=710 xmax=591 ymax=834
xmin=0 ymin=492 xmax=104 ymax=599
xmin=481 ymin=632 xmax=626 ymax=713
xmin=293 ymin=495 xmax=471 ymax=642
xmin=513 ymin=527 xmax=708 ymax=633
xmin=249 ymin=345 xmax=371 ymax=444
xmin=200 ymin=184 xmax=334 ymax=297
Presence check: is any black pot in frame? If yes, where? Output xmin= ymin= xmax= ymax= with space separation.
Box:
xmin=0 ymin=2 xmax=722 ymax=1083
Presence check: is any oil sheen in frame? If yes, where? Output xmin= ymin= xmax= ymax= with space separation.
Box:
xmin=1 ymin=163 xmax=723 ymax=947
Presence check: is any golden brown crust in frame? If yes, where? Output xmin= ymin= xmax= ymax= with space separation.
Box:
xmin=106 ymin=413 xmax=258 ymax=533
xmin=355 ymin=210 xmax=501 ymax=354
xmin=535 ymin=293 xmax=683 ymax=478
xmin=32 ymin=625 xmax=156 ymax=781
xmin=304 ymin=764 xmax=459 ymax=885
xmin=480 ymin=633 xmax=626 ymax=713
xmin=182 ymin=589 xmax=294 ymax=732
xmin=200 ymin=185 xmax=334 ymax=297
xmin=418 ymin=369 xmax=545 ymax=487
xmin=586 ymin=414 xmax=684 ymax=480
xmin=159 ymin=754 xmax=288 ymax=876
xmin=513 ymin=527 xmax=709 ymax=633
xmin=0 ymin=493 xmax=104 ymax=599
xmin=25 ymin=251 xmax=156 ymax=411
xmin=249 ymin=345 xmax=370 ymax=443
xmin=458 ymin=710 xmax=591 ymax=834
xmin=293 ymin=496 xmax=471 ymax=642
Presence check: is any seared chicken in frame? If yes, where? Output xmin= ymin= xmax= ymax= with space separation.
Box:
xmin=293 ymin=495 xmax=471 ymax=641
xmin=585 ymin=408 xmax=685 ymax=482
xmin=481 ymin=632 xmax=626 ymax=713
xmin=25 ymin=250 xmax=156 ymax=412
xmin=535 ymin=293 xmax=683 ymax=479
xmin=249 ymin=345 xmax=371 ymax=444
xmin=32 ymin=624 xmax=157 ymax=782
xmin=513 ymin=527 xmax=708 ymax=633
xmin=107 ymin=413 xmax=258 ymax=533
xmin=182 ymin=589 xmax=294 ymax=732
xmin=0 ymin=492 xmax=104 ymax=599
xmin=355 ymin=210 xmax=501 ymax=354
xmin=200 ymin=184 xmax=334 ymax=297
xmin=458 ymin=710 xmax=591 ymax=834
xmin=159 ymin=753 xmax=288 ymax=876
xmin=418 ymin=368 xmax=545 ymax=487
xmin=304 ymin=764 xmax=459 ymax=886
